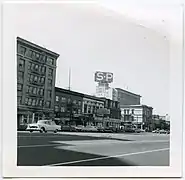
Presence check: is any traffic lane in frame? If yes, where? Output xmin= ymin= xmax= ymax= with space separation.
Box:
xmin=17 ymin=132 xmax=133 ymax=146
xmin=64 ymin=149 xmax=169 ymax=166
xmin=17 ymin=132 xmax=113 ymax=146
xmin=117 ymin=149 xmax=169 ymax=166
xmin=17 ymin=146 xmax=134 ymax=166
xmin=56 ymin=140 xmax=169 ymax=158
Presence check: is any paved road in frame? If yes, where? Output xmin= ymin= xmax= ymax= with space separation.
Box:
xmin=17 ymin=131 xmax=170 ymax=166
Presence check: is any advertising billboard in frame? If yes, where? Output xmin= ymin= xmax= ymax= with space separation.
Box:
xmin=94 ymin=71 xmax=113 ymax=83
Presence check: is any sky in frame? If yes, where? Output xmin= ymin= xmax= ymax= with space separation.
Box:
xmin=4 ymin=2 xmax=175 ymax=116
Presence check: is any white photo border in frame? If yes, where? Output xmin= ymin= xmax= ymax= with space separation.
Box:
xmin=2 ymin=1 xmax=184 ymax=178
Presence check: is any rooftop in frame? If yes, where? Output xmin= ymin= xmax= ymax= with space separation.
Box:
xmin=115 ymin=88 xmax=141 ymax=97
xmin=55 ymin=87 xmax=84 ymax=97
xmin=120 ymin=104 xmax=153 ymax=109
xmin=17 ymin=37 xmax=60 ymax=58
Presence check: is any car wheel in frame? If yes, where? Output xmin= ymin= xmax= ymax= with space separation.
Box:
xmin=30 ymin=130 xmax=33 ymax=133
xmin=54 ymin=129 xmax=58 ymax=133
xmin=40 ymin=127 xmax=45 ymax=133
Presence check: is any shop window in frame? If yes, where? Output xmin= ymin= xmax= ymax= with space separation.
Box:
xmin=17 ymin=84 xmax=22 ymax=91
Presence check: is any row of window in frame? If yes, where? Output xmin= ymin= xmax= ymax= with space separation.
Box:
xmin=28 ymin=62 xmax=46 ymax=74
xmin=55 ymin=105 xmax=81 ymax=114
xmin=27 ymin=74 xmax=45 ymax=85
xmin=84 ymin=101 xmax=104 ymax=106
xmin=18 ymin=45 xmax=55 ymax=66
xmin=84 ymin=104 xmax=102 ymax=114
xmin=55 ymin=96 xmax=82 ymax=105
xmin=26 ymin=85 xmax=45 ymax=96
xmin=123 ymin=109 xmax=135 ymax=115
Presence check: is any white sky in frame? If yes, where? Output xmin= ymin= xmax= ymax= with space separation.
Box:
xmin=3 ymin=1 xmax=183 ymax=116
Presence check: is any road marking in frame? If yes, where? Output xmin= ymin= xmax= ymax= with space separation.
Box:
xmin=44 ymin=148 xmax=169 ymax=166
xmin=18 ymin=144 xmax=62 ymax=148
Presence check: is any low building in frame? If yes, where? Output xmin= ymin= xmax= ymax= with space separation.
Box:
xmin=152 ymin=115 xmax=170 ymax=130
xmin=120 ymin=105 xmax=153 ymax=130
xmin=54 ymin=87 xmax=84 ymax=125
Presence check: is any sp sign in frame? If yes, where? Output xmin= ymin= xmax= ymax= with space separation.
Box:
xmin=94 ymin=71 xmax=113 ymax=83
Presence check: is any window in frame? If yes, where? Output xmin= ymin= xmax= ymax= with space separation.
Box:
xmin=68 ymin=98 xmax=71 ymax=103
xmin=84 ymin=104 xmax=87 ymax=113
xmin=38 ymin=66 xmax=41 ymax=73
xmin=78 ymin=101 xmax=81 ymax=106
xmin=26 ymin=86 xmax=29 ymax=93
xmin=25 ymin=97 xmax=28 ymax=105
xmin=28 ymin=98 xmax=32 ymax=106
xmin=48 ymin=90 xmax=52 ymax=98
xmin=73 ymin=100 xmax=77 ymax=104
xmin=36 ymin=53 xmax=40 ymax=60
xmin=41 ymin=66 xmax=45 ymax=73
xmin=124 ymin=109 xmax=126 ymax=114
xmin=39 ymin=100 xmax=43 ymax=106
xmin=33 ymin=87 xmax=37 ymax=94
xmin=56 ymin=96 xmax=59 ymax=102
xmin=30 ymin=74 xmax=34 ymax=82
xmin=127 ymin=109 xmax=129 ymax=114
xmin=47 ymin=57 xmax=54 ymax=65
xmin=26 ymin=50 xmax=32 ymax=58
xmin=40 ymin=55 xmax=46 ymax=63
xmin=34 ymin=76 xmax=38 ymax=83
xmin=32 ymin=51 xmax=36 ymax=60
xmin=19 ymin=46 xmax=26 ymax=55
xmin=78 ymin=109 xmax=81 ymax=114
xmin=55 ymin=106 xmax=59 ymax=112
xmin=31 ymin=63 xmax=35 ymax=70
xmin=132 ymin=109 xmax=134 ymax=114
xmin=40 ymin=77 xmax=45 ymax=84
xmin=29 ymin=86 xmax=33 ymax=94
xmin=28 ymin=62 xmax=31 ymax=70
xmin=35 ymin=64 xmax=39 ymax=71
xmin=17 ymin=72 xmax=24 ymax=82
xmin=32 ymin=99 xmax=36 ymax=106
xmin=36 ymin=99 xmax=39 ymax=106
xmin=40 ymin=89 xmax=44 ymax=96
xmin=17 ymin=96 xmax=22 ymax=105
xmin=19 ymin=59 xmax=24 ymax=69
xmin=48 ymin=79 xmax=52 ymax=86
xmin=17 ymin=84 xmax=22 ymax=91
xmin=61 ymin=107 xmax=65 ymax=112
xmin=46 ymin=101 xmax=50 ymax=108
xmin=48 ymin=68 xmax=53 ymax=76
xmin=61 ymin=97 xmax=66 ymax=102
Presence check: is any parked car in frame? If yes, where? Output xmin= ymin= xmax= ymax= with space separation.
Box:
xmin=152 ymin=130 xmax=159 ymax=133
xmin=159 ymin=129 xmax=167 ymax=134
xmin=97 ymin=126 xmax=105 ymax=132
xmin=75 ymin=125 xmax=85 ymax=132
xmin=83 ymin=126 xmax=98 ymax=132
xmin=26 ymin=120 xmax=61 ymax=133
xmin=124 ymin=128 xmax=135 ymax=133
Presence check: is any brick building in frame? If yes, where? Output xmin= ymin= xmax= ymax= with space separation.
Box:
xmin=54 ymin=87 xmax=84 ymax=125
xmin=120 ymin=105 xmax=153 ymax=130
xmin=17 ymin=37 xmax=59 ymax=129
xmin=116 ymin=88 xmax=141 ymax=105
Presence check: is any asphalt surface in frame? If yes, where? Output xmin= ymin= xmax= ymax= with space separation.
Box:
xmin=17 ymin=131 xmax=170 ymax=166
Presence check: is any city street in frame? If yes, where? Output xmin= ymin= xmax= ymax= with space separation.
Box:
xmin=17 ymin=132 xmax=170 ymax=166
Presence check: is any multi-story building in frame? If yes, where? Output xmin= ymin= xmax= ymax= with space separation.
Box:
xmin=116 ymin=88 xmax=141 ymax=105
xmin=120 ymin=105 xmax=153 ymax=130
xmin=54 ymin=87 xmax=84 ymax=125
xmin=17 ymin=37 xmax=59 ymax=129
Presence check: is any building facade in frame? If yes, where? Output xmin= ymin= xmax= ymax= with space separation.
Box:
xmin=54 ymin=87 xmax=84 ymax=125
xmin=17 ymin=37 xmax=59 ymax=129
xmin=120 ymin=105 xmax=153 ymax=130
xmin=116 ymin=88 xmax=141 ymax=105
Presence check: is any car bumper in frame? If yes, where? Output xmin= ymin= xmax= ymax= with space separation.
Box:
xmin=26 ymin=128 xmax=41 ymax=131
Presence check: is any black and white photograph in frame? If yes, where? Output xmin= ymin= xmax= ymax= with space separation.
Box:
xmin=1 ymin=0 xmax=184 ymax=178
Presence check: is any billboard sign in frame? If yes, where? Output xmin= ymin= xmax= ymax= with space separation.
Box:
xmin=94 ymin=71 xmax=113 ymax=83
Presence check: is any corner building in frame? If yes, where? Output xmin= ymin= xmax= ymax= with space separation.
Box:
xmin=17 ymin=37 xmax=59 ymax=129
